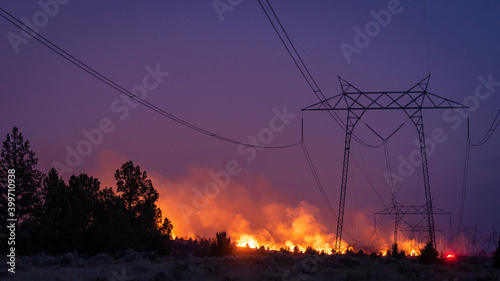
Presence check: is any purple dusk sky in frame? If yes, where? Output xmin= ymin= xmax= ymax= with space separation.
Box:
xmin=0 ymin=1 xmax=499 ymax=244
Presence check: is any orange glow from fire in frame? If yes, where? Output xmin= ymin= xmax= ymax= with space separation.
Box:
xmin=147 ymin=163 xmax=354 ymax=255
xmin=374 ymin=239 xmax=422 ymax=257
xmin=149 ymin=167 xmax=434 ymax=256
xmin=87 ymin=156 xmax=435 ymax=257
xmin=237 ymin=234 xmax=260 ymax=249
xmin=399 ymin=239 xmax=423 ymax=257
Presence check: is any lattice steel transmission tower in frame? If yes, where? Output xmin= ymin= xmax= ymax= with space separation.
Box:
xmin=375 ymin=204 xmax=450 ymax=247
xmin=302 ymin=75 xmax=467 ymax=253
xmin=399 ymin=220 xmax=444 ymax=243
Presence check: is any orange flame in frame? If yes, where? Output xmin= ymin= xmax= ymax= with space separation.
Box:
xmin=89 ymin=153 xmax=435 ymax=256
xmin=236 ymin=234 xmax=260 ymax=249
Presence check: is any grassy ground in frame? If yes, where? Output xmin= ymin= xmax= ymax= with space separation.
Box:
xmin=1 ymin=250 xmax=499 ymax=281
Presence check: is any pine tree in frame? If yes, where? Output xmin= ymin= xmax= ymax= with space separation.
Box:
xmin=84 ymin=187 xmax=136 ymax=254
xmin=114 ymin=161 xmax=171 ymax=252
xmin=0 ymin=127 xmax=45 ymax=254
xmin=67 ymin=173 xmax=101 ymax=252
xmin=160 ymin=217 xmax=173 ymax=239
xmin=0 ymin=127 xmax=45 ymax=226
xmin=41 ymin=170 xmax=103 ymax=254
xmin=40 ymin=168 xmax=71 ymax=254
xmin=114 ymin=161 xmax=153 ymax=213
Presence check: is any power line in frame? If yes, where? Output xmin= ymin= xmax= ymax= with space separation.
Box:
xmin=469 ymin=108 xmax=500 ymax=146
xmin=350 ymin=152 xmax=387 ymax=208
xmin=258 ymin=0 xmax=383 ymax=149
xmin=457 ymin=138 xmax=470 ymax=232
xmin=260 ymin=0 xmax=427 ymax=245
xmin=301 ymin=140 xmax=337 ymax=221
xmin=259 ymin=1 xmax=389 ymax=245
xmin=0 ymin=7 xmax=301 ymax=150
xmin=301 ymin=138 xmax=373 ymax=244
xmin=301 ymin=118 xmax=382 ymax=244
xmin=458 ymin=110 xmax=500 ymax=231
xmin=363 ymin=120 xmax=409 ymax=202
xmin=423 ymin=0 xmax=431 ymax=74
xmin=383 ymin=141 xmax=396 ymax=201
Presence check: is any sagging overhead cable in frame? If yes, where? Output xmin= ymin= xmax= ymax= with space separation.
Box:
xmin=258 ymin=0 xmax=382 ymax=148
xmin=469 ymin=108 xmax=500 ymax=146
xmin=0 ymin=7 xmax=301 ymax=150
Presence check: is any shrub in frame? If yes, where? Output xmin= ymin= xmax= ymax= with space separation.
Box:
xmin=279 ymin=246 xmax=290 ymax=254
xmin=293 ymin=245 xmax=301 ymax=254
xmin=493 ymin=237 xmax=500 ymax=269
xmin=418 ymin=241 xmax=438 ymax=264
xmin=391 ymin=243 xmax=399 ymax=259
xmin=355 ymin=250 xmax=367 ymax=257
xmin=390 ymin=243 xmax=405 ymax=259
xmin=305 ymin=246 xmax=318 ymax=255
xmin=259 ymin=245 xmax=266 ymax=254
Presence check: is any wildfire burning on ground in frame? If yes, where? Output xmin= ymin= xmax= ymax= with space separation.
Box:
xmin=148 ymin=165 xmax=430 ymax=255
xmin=91 ymin=150 xmax=429 ymax=255
xmin=228 ymin=202 xmax=348 ymax=254
xmin=147 ymin=166 xmax=353 ymax=254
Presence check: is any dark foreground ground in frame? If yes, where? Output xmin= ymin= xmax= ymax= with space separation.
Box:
xmin=1 ymin=250 xmax=499 ymax=281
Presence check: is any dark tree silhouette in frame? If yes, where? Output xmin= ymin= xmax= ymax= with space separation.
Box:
xmin=494 ymin=236 xmax=500 ymax=269
xmin=83 ymin=187 xmax=135 ymax=254
xmin=160 ymin=217 xmax=173 ymax=239
xmin=0 ymin=129 xmax=173 ymax=255
xmin=210 ymin=231 xmax=233 ymax=256
xmin=293 ymin=245 xmax=301 ymax=254
xmin=39 ymin=168 xmax=72 ymax=254
xmin=259 ymin=245 xmax=266 ymax=254
xmin=40 ymin=170 xmax=103 ymax=254
xmin=40 ymin=163 xmax=173 ymax=255
xmin=279 ymin=246 xmax=290 ymax=253
xmin=305 ymin=246 xmax=318 ymax=255
xmin=418 ymin=241 xmax=439 ymax=264
xmin=391 ymin=243 xmax=400 ymax=259
xmin=67 ymin=174 xmax=101 ymax=252
xmin=114 ymin=161 xmax=153 ymax=213
xmin=0 ymin=127 xmax=45 ymax=254
xmin=114 ymin=160 xmax=171 ymax=252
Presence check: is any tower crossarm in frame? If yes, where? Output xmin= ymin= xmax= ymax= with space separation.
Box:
xmin=301 ymin=75 xmax=468 ymax=112
xmin=375 ymin=204 xmax=451 ymax=216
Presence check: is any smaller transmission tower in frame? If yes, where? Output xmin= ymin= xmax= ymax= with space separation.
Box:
xmin=400 ymin=220 xmax=446 ymax=248
xmin=375 ymin=203 xmax=450 ymax=246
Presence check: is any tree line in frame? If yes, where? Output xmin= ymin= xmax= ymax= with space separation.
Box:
xmin=0 ymin=127 xmax=172 ymax=256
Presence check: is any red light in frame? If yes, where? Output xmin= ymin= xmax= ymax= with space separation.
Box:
xmin=446 ymin=254 xmax=455 ymax=258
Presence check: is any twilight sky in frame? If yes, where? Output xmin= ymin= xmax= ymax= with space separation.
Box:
xmin=0 ymin=1 xmax=499 ymax=248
